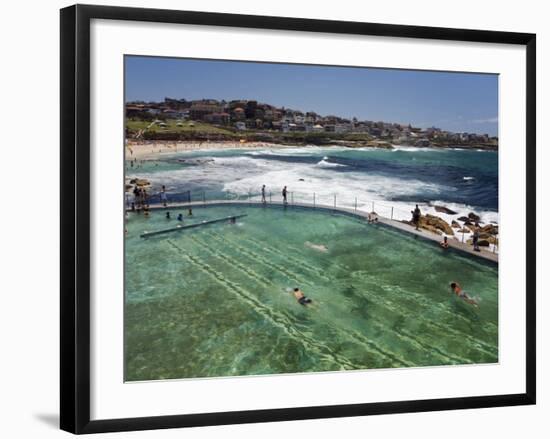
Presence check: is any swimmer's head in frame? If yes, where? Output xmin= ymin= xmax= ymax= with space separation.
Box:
xmin=294 ymin=288 xmax=299 ymax=292
xmin=450 ymin=282 xmax=456 ymax=289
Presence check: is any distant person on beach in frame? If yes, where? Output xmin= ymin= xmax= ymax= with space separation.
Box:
xmin=440 ymin=236 xmax=449 ymax=249
xmin=293 ymin=288 xmax=312 ymax=306
xmin=261 ymin=185 xmax=266 ymax=204
xmin=188 ymin=208 xmax=193 ymax=216
xmin=160 ymin=185 xmax=168 ymax=207
xmin=450 ymin=282 xmax=478 ymax=306
xmin=412 ymin=205 xmax=421 ymax=230
xmin=282 ymin=186 xmax=288 ymax=204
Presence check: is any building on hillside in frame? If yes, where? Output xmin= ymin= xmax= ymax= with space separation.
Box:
xmin=189 ymin=103 xmax=222 ymax=120
xmin=335 ymin=123 xmax=353 ymax=134
xmin=245 ymin=100 xmax=258 ymax=119
xmin=126 ymin=105 xmax=147 ymax=118
xmin=204 ymin=112 xmax=230 ymax=125
xmin=232 ymin=107 xmax=246 ymax=121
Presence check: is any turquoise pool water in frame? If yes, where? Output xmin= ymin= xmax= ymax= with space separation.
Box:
xmin=125 ymin=206 xmax=498 ymax=381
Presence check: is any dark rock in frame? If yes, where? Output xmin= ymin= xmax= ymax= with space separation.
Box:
xmin=434 ymin=205 xmax=458 ymax=215
xmin=451 ymin=220 xmax=460 ymax=228
xmin=468 ymin=212 xmax=481 ymax=221
xmin=477 ymin=239 xmax=490 ymax=247
xmin=457 ymin=216 xmax=469 ymax=222
xmin=419 ymin=214 xmax=454 ymax=235
xmin=481 ymin=224 xmax=498 ymax=235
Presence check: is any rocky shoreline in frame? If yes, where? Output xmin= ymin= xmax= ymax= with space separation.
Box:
xmin=401 ymin=210 xmax=498 ymax=248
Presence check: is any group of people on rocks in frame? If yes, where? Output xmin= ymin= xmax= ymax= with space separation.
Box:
xmin=411 ymin=204 xmax=485 ymax=253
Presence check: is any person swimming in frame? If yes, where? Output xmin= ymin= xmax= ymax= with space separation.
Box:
xmin=293 ymin=288 xmax=312 ymax=306
xmin=177 ymin=213 xmax=183 ymax=221
xmin=440 ymin=236 xmax=449 ymax=249
xmin=305 ymin=241 xmax=328 ymax=252
xmin=450 ymin=282 xmax=478 ymax=306
xmin=165 ymin=211 xmax=171 ymax=219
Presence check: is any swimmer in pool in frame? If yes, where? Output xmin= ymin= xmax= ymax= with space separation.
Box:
xmin=293 ymin=288 xmax=312 ymax=306
xmin=305 ymin=241 xmax=328 ymax=252
xmin=450 ymin=282 xmax=478 ymax=306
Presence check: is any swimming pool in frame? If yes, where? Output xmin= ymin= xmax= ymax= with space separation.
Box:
xmin=124 ymin=206 xmax=498 ymax=381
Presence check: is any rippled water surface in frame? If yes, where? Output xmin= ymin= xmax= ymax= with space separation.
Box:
xmin=125 ymin=206 xmax=498 ymax=381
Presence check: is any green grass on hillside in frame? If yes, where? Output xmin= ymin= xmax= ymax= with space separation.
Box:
xmin=126 ymin=119 xmax=237 ymax=136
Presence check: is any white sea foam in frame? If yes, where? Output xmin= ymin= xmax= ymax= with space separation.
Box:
xmin=244 ymin=145 xmax=351 ymax=157
xmin=219 ymin=155 xmax=450 ymax=221
xmin=463 ymin=176 xmax=475 ymax=181
xmin=316 ymin=157 xmax=345 ymax=168
xmin=131 ymin=149 xmax=498 ymax=234
xmin=391 ymin=145 xmax=443 ymax=152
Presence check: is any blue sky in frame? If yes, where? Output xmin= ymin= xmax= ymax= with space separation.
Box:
xmin=125 ymin=56 xmax=498 ymax=136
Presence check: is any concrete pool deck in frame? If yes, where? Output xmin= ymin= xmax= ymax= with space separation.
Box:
xmin=134 ymin=200 xmax=498 ymax=264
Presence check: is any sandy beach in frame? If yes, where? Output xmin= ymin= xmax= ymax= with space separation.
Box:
xmin=125 ymin=140 xmax=292 ymax=160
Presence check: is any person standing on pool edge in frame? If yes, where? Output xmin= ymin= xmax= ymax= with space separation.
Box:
xmin=261 ymin=185 xmax=266 ymax=204
xmin=472 ymin=225 xmax=481 ymax=252
xmin=412 ymin=204 xmax=421 ymax=230
xmin=282 ymin=186 xmax=288 ymax=205
xmin=160 ymin=185 xmax=168 ymax=207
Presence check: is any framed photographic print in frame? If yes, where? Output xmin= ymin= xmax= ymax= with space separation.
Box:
xmin=60 ymin=4 xmax=536 ymax=434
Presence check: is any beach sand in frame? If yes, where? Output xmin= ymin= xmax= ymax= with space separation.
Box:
xmin=125 ymin=140 xmax=291 ymax=159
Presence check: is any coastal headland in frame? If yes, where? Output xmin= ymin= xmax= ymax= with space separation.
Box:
xmin=125 ymin=97 xmax=498 ymax=151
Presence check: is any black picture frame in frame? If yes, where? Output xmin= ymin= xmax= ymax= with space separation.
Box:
xmin=60 ymin=4 xmax=536 ymax=434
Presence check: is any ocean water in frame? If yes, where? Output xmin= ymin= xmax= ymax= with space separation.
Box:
xmin=125 ymin=206 xmax=498 ymax=381
xmin=126 ymin=145 xmax=498 ymax=224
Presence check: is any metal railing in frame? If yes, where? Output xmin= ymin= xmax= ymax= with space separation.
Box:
xmin=127 ymin=187 xmax=498 ymax=254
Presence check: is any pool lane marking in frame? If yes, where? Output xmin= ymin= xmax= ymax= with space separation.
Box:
xmin=351 ymin=273 xmax=499 ymax=349
xmin=181 ymin=235 xmax=414 ymax=368
xmin=203 ymin=232 xmax=315 ymax=287
xmin=228 ymin=233 xmax=498 ymax=331
xmin=350 ymin=271 xmax=498 ymax=335
xmin=166 ymin=239 xmax=364 ymax=371
xmin=343 ymin=275 xmax=498 ymax=359
xmin=217 ymin=232 xmax=332 ymax=282
xmin=211 ymin=231 xmax=492 ymax=364
xmin=191 ymin=233 xmax=492 ymax=365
